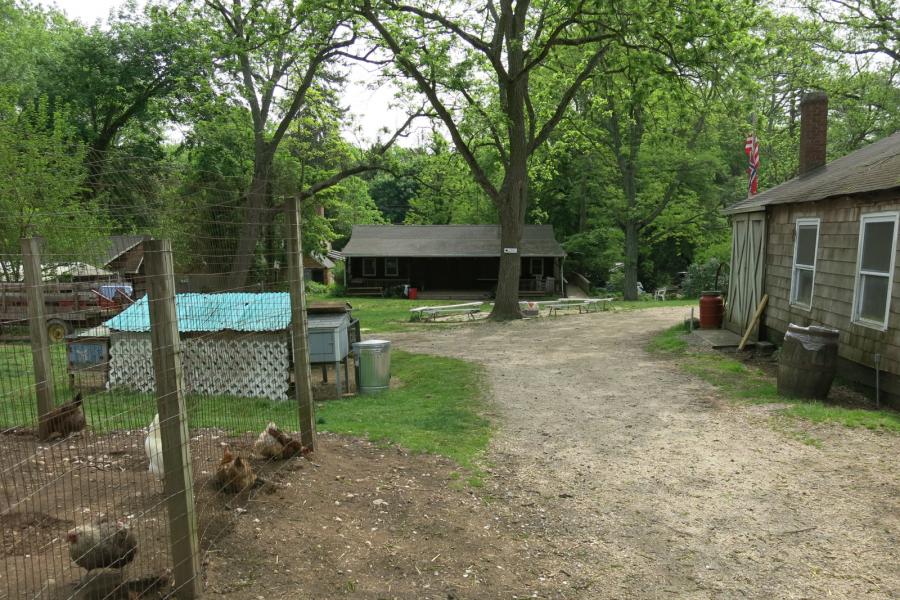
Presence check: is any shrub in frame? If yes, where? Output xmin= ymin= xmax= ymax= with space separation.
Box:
xmin=305 ymin=280 xmax=328 ymax=295
xmin=682 ymin=258 xmax=728 ymax=298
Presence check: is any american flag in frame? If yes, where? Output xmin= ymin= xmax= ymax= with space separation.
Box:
xmin=745 ymin=134 xmax=759 ymax=195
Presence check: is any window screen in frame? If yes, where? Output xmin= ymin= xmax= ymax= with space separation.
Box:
xmin=796 ymin=225 xmax=818 ymax=266
xmin=861 ymin=221 xmax=895 ymax=273
xmin=790 ymin=219 xmax=819 ymax=308
xmin=853 ymin=214 xmax=898 ymax=328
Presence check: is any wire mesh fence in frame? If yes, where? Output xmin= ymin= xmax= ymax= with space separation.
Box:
xmin=0 ymin=168 xmax=342 ymax=598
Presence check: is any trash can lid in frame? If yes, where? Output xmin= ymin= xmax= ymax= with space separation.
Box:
xmin=353 ymin=339 xmax=391 ymax=348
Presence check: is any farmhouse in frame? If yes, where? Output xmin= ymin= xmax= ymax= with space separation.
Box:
xmin=724 ymin=92 xmax=900 ymax=404
xmin=341 ymin=224 xmax=567 ymax=297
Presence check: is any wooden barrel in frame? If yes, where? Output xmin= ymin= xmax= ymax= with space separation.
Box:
xmin=777 ymin=324 xmax=840 ymax=399
xmin=699 ymin=291 xmax=724 ymax=329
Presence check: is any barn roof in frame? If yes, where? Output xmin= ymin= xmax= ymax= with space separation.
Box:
xmin=105 ymin=292 xmax=291 ymax=333
xmin=724 ymin=130 xmax=900 ymax=215
xmin=341 ymin=225 xmax=566 ymax=258
xmin=101 ymin=235 xmax=151 ymax=269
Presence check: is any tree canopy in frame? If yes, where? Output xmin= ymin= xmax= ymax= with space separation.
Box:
xmin=0 ymin=0 xmax=896 ymax=302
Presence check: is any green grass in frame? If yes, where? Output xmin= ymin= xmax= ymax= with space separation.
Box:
xmin=317 ymin=351 xmax=490 ymax=470
xmin=1 ymin=344 xmax=491 ymax=474
xmin=612 ymin=299 xmax=697 ymax=311
xmin=648 ymin=325 xmax=900 ymax=434
xmin=783 ymin=401 xmax=900 ymax=432
xmin=646 ymin=324 xmax=690 ymax=353
xmin=0 ymin=342 xmax=71 ymax=425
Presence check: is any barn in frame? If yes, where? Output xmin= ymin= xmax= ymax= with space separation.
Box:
xmin=341 ymin=224 xmax=567 ymax=297
xmin=724 ymin=92 xmax=900 ymax=405
xmin=101 ymin=234 xmax=152 ymax=297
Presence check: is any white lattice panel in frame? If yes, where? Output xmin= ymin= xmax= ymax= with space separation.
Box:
xmin=109 ymin=333 xmax=290 ymax=401
xmin=109 ymin=334 xmax=155 ymax=393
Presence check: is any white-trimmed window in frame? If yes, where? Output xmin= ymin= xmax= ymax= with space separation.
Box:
xmin=790 ymin=218 xmax=820 ymax=309
xmin=362 ymin=257 xmax=377 ymax=277
xmin=852 ymin=212 xmax=898 ymax=330
xmin=384 ymin=257 xmax=399 ymax=277
xmin=530 ymin=257 xmax=544 ymax=276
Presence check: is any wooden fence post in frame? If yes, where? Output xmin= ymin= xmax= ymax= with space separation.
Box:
xmin=21 ymin=238 xmax=56 ymax=439
xmin=145 ymin=240 xmax=202 ymax=599
xmin=286 ymin=197 xmax=317 ymax=451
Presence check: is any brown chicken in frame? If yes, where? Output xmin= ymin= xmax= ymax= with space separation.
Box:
xmin=213 ymin=448 xmax=257 ymax=493
xmin=67 ymin=518 xmax=137 ymax=573
xmin=266 ymin=424 xmax=309 ymax=459
xmin=42 ymin=392 xmax=86 ymax=440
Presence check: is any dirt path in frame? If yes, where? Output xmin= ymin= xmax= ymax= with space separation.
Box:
xmin=392 ymin=307 xmax=900 ymax=599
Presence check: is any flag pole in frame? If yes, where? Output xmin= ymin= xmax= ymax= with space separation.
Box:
xmin=747 ymin=112 xmax=759 ymax=199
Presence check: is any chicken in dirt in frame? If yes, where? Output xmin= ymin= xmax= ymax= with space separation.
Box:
xmin=213 ymin=448 xmax=257 ymax=492
xmin=254 ymin=423 xmax=308 ymax=460
xmin=41 ymin=392 xmax=86 ymax=440
xmin=67 ymin=519 xmax=137 ymax=573
xmin=253 ymin=421 xmax=283 ymax=459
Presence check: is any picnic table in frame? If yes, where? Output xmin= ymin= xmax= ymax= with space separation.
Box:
xmin=410 ymin=302 xmax=483 ymax=322
xmin=547 ymin=297 xmax=613 ymax=316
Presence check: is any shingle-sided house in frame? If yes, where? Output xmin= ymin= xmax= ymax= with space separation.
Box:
xmin=724 ymin=92 xmax=900 ymax=405
xmin=341 ymin=224 xmax=567 ymax=296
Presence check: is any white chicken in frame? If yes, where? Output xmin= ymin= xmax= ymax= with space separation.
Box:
xmin=253 ymin=422 xmax=283 ymax=459
xmin=144 ymin=413 xmax=164 ymax=480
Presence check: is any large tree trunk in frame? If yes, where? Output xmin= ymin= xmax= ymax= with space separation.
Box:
xmin=490 ymin=47 xmax=530 ymax=320
xmin=492 ymin=199 xmax=525 ymax=319
xmin=227 ymin=155 xmax=272 ymax=289
xmin=623 ymin=219 xmax=639 ymax=300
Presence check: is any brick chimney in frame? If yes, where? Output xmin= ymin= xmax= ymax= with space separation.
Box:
xmin=799 ymin=91 xmax=828 ymax=175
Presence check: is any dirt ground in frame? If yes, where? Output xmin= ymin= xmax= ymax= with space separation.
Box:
xmin=391 ymin=307 xmax=900 ymax=599
xmin=2 ymin=306 xmax=898 ymax=599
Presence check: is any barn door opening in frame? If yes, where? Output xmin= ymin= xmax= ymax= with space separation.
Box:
xmin=725 ymin=211 xmax=766 ymax=338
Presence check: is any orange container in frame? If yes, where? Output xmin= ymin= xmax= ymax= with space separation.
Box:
xmin=699 ymin=291 xmax=724 ymax=329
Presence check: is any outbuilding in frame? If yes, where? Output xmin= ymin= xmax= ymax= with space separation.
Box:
xmin=103 ymin=293 xmax=353 ymax=401
xmin=341 ymin=224 xmax=567 ymax=297
xmin=724 ymin=92 xmax=899 ymax=405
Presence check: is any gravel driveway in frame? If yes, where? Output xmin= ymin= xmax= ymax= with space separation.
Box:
xmin=393 ymin=306 xmax=899 ymax=599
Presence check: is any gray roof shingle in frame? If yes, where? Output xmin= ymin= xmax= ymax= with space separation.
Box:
xmin=724 ymin=130 xmax=900 ymax=214
xmin=341 ymin=224 xmax=566 ymax=258
xmin=101 ymin=235 xmax=150 ymax=266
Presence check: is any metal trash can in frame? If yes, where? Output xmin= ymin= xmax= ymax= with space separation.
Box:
xmin=353 ymin=340 xmax=391 ymax=394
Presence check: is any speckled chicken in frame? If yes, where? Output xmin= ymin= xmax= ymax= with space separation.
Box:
xmin=253 ymin=422 xmax=283 ymax=459
xmin=67 ymin=519 xmax=137 ymax=573
xmin=254 ymin=422 xmax=308 ymax=460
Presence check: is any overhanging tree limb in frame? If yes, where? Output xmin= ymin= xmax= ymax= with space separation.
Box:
xmin=359 ymin=3 xmax=500 ymax=201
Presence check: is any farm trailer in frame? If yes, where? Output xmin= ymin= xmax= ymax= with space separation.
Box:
xmin=0 ymin=281 xmax=132 ymax=342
